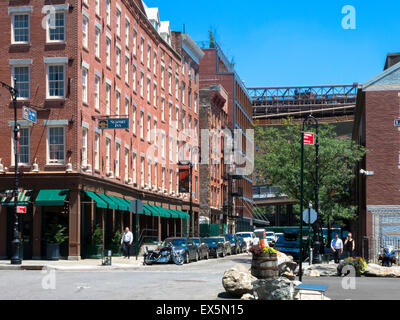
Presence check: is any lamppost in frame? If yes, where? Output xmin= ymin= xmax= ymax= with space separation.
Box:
xmin=1 ymin=79 xmax=22 ymax=265
xmin=178 ymin=160 xmax=193 ymax=238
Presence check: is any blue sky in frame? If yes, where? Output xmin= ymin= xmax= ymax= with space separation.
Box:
xmin=145 ymin=0 xmax=400 ymax=88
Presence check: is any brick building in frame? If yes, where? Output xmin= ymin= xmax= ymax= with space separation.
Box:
xmin=353 ymin=53 xmax=400 ymax=260
xmin=198 ymin=85 xmax=229 ymax=233
xmin=0 ymin=0 xmax=202 ymax=260
xmin=199 ymin=42 xmax=254 ymax=232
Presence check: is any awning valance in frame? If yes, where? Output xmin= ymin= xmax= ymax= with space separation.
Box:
xmin=96 ymin=193 xmax=118 ymax=210
xmin=1 ymin=190 xmax=32 ymax=207
xmin=108 ymin=195 xmax=130 ymax=211
xmin=35 ymin=190 xmax=69 ymax=206
xmin=84 ymin=191 xmax=108 ymax=209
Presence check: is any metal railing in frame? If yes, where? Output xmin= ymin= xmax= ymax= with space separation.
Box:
xmin=370 ymin=236 xmax=400 ymax=264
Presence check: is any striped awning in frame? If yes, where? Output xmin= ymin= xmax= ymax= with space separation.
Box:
xmin=1 ymin=190 xmax=32 ymax=207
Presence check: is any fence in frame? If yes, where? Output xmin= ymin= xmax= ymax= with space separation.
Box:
xmin=370 ymin=236 xmax=400 ymax=264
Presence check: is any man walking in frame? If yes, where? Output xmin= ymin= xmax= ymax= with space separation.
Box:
xmin=331 ymin=233 xmax=343 ymax=263
xmin=344 ymin=232 xmax=355 ymax=258
xmin=121 ymin=227 xmax=133 ymax=259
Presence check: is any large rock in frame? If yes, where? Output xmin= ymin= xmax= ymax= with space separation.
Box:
xmin=252 ymin=277 xmax=294 ymax=300
xmin=222 ymin=268 xmax=258 ymax=297
xmin=240 ymin=293 xmax=256 ymax=300
xmin=303 ymin=264 xmax=339 ymax=277
xmin=364 ymin=264 xmax=400 ymax=278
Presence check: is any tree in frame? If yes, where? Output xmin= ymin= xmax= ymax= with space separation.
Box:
xmin=254 ymin=122 xmax=367 ymax=228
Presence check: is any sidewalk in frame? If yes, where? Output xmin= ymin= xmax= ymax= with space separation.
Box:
xmin=0 ymin=256 xmax=145 ymax=271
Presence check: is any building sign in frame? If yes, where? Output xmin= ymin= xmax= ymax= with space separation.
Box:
xmin=178 ymin=165 xmax=190 ymax=193
xmin=16 ymin=206 xmax=27 ymax=214
xmin=303 ymin=132 xmax=315 ymax=145
xmin=22 ymin=106 xmax=37 ymax=124
xmin=98 ymin=118 xmax=130 ymax=130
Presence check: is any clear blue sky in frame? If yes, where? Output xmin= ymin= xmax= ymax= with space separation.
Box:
xmin=145 ymin=0 xmax=400 ymax=88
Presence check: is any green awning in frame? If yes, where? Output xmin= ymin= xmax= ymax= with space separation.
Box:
xmin=174 ymin=210 xmax=190 ymax=220
xmin=167 ymin=209 xmax=180 ymax=219
xmin=35 ymin=190 xmax=69 ymax=206
xmin=108 ymin=195 xmax=130 ymax=211
xmin=84 ymin=191 xmax=108 ymax=209
xmin=1 ymin=190 xmax=32 ymax=207
xmin=143 ymin=204 xmax=154 ymax=216
xmin=96 ymin=193 xmax=118 ymax=210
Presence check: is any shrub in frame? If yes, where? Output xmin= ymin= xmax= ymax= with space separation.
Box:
xmin=90 ymin=225 xmax=103 ymax=245
xmin=46 ymin=223 xmax=68 ymax=244
xmin=249 ymin=245 xmax=277 ymax=256
xmin=343 ymin=257 xmax=367 ymax=274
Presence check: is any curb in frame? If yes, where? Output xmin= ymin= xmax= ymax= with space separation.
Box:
xmin=0 ymin=264 xmax=145 ymax=272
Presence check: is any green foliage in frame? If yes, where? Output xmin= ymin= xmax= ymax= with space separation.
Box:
xmin=90 ymin=225 xmax=103 ymax=246
xmin=112 ymin=229 xmax=123 ymax=246
xmin=208 ymin=30 xmax=215 ymax=48
xmin=254 ymin=122 xmax=367 ymax=223
xmin=344 ymin=257 xmax=367 ymax=274
xmin=263 ymin=247 xmax=277 ymax=254
xmin=46 ymin=223 xmax=68 ymax=244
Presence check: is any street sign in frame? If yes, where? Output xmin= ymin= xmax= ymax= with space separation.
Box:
xmin=22 ymin=106 xmax=37 ymax=124
xmin=16 ymin=206 xmax=27 ymax=214
xmin=303 ymin=132 xmax=315 ymax=145
xmin=395 ymin=119 xmax=400 ymax=127
xmin=303 ymin=208 xmax=317 ymax=224
xmin=130 ymin=200 xmax=143 ymax=214
xmin=98 ymin=118 xmax=130 ymax=130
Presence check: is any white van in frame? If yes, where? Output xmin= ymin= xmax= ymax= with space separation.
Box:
xmin=236 ymin=232 xmax=258 ymax=250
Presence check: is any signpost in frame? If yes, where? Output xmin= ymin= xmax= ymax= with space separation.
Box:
xmin=303 ymin=132 xmax=315 ymax=145
xmin=22 ymin=106 xmax=37 ymax=124
xmin=98 ymin=118 xmax=130 ymax=130
xmin=130 ymin=200 xmax=143 ymax=260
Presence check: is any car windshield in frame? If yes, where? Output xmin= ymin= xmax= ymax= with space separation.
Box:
xmin=237 ymin=233 xmax=252 ymax=238
xmin=203 ymin=238 xmax=218 ymax=245
xmin=266 ymin=232 xmax=274 ymax=237
xmin=192 ymin=239 xmax=201 ymax=245
xmin=225 ymin=235 xmax=234 ymax=241
xmin=167 ymin=239 xmax=187 ymax=247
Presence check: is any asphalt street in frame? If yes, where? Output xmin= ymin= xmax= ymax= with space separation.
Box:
xmin=1 ymin=253 xmax=400 ymax=300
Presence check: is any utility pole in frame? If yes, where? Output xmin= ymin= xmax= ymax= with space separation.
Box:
xmin=1 ymin=79 xmax=22 ymax=265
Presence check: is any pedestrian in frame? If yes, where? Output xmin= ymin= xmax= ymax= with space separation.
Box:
xmin=344 ymin=232 xmax=355 ymax=258
xmin=121 ymin=227 xmax=133 ymax=259
xmin=331 ymin=233 xmax=343 ymax=263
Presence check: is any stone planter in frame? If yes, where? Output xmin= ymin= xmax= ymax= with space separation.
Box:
xmin=251 ymin=253 xmax=279 ymax=279
xmin=110 ymin=244 xmax=122 ymax=257
xmin=46 ymin=243 xmax=60 ymax=261
xmin=87 ymin=244 xmax=103 ymax=259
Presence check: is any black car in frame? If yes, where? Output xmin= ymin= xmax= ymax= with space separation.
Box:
xmin=202 ymin=237 xmax=225 ymax=258
xmin=223 ymin=234 xmax=241 ymax=254
xmin=163 ymin=237 xmax=199 ymax=263
xmin=191 ymin=237 xmax=209 ymax=260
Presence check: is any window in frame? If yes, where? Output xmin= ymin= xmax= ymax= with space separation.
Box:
xmin=188 ymin=88 xmax=192 ymax=109
xmin=154 ymin=162 xmax=158 ymax=189
xmin=116 ymin=47 xmax=121 ymax=76
xmin=182 ymin=83 xmax=185 ymax=105
xmin=169 ymin=169 xmax=173 ymax=193
xmin=140 ymin=72 xmax=144 ymax=97
xmin=106 ymin=37 xmax=111 ymax=67
xmin=82 ymin=67 xmax=88 ymax=103
xmin=169 ymin=137 xmax=173 ymax=162
xmin=140 ymin=111 xmax=144 ymax=139
xmin=95 ymin=27 xmax=100 ymax=58
xmin=95 ymin=0 xmax=100 ymax=16
xmin=115 ymin=143 xmax=120 ymax=177
xmin=182 ymin=110 xmax=186 ymax=131
xmin=194 ymin=93 xmax=198 ymax=113
xmin=153 ymin=51 xmax=157 ymax=74
xmin=94 ymin=133 xmax=100 ymax=170
xmin=161 ymin=133 xmax=166 ymax=159
xmin=116 ymin=9 xmax=121 ymax=37
xmin=133 ymin=29 xmax=137 ymax=56
xmin=125 ymin=20 xmax=130 ymax=47
xmin=153 ymin=119 xmax=157 ymax=143
xmin=48 ymin=127 xmax=65 ymax=164
xmin=82 ymin=128 xmax=88 ymax=167
xmin=13 ymin=128 xmax=29 ymax=165
xmin=140 ymin=38 xmax=144 ymax=63
xmin=147 ymin=115 xmax=151 ymax=142
xmin=176 ymin=107 xmax=179 ymax=130
xmin=116 ymin=90 xmax=121 ymax=115
xmin=148 ymin=159 xmax=152 ymax=187
xmin=161 ymin=98 xmax=165 ymax=122
xmin=168 ymin=72 xmax=172 ymax=95
xmin=94 ymin=75 xmax=100 ymax=110
xmin=106 ymin=83 xmax=111 ymax=115
xmin=140 ymin=156 xmax=145 ymax=188
xmin=125 ymin=148 xmax=129 ymax=182
xmin=12 ymin=14 xmax=29 ymax=44
xmin=47 ymin=65 xmax=65 ymax=98
xmin=147 ymin=44 xmax=151 ymax=69
xmin=175 ymin=76 xmax=179 ymax=99
xmin=176 ymin=172 xmax=179 ymax=194
xmin=133 ymin=152 xmax=137 ymax=184
xmin=47 ymin=11 xmax=65 ymax=42
xmin=162 ymin=167 xmax=165 ymax=190
xmin=153 ymin=83 xmax=157 ymax=108
xmin=132 ymin=105 xmax=137 ymax=135
xmin=82 ymin=16 xmax=88 ymax=48
xmin=147 ymin=78 xmax=151 ymax=102
xmin=12 ymin=66 xmax=30 ymax=99
xmin=132 ymin=65 xmax=137 ymax=92
xmin=125 ymin=97 xmax=129 ymax=117
xmin=106 ymin=0 xmax=111 ymax=26
xmin=161 ymin=66 xmax=165 ymax=89
xmin=168 ymin=103 xmax=172 ymax=126
xmin=125 ymin=57 xmax=129 ymax=83
xmin=106 ymin=138 xmax=111 ymax=173
xmin=182 ymin=56 xmax=185 ymax=74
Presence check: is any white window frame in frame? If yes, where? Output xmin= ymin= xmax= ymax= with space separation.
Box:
xmin=115 ymin=142 xmax=120 ymax=177
xmin=106 ymin=0 xmax=111 ymax=26
xmin=82 ymin=67 xmax=88 ymax=104
xmin=46 ymin=11 xmax=66 ymax=43
xmin=116 ymin=9 xmax=121 ymax=37
xmin=46 ymin=126 xmax=66 ymax=165
xmin=11 ymin=13 xmax=30 ymax=44
xmin=11 ymin=65 xmax=30 ymax=100
xmin=94 ymin=133 xmax=100 ymax=170
xmin=95 ymin=26 xmax=101 ymax=58
xmin=106 ymin=37 xmax=111 ymax=67
xmin=106 ymin=83 xmax=111 ymax=115
xmin=82 ymin=15 xmax=89 ymax=49
xmin=11 ymin=127 xmax=30 ymax=166
xmin=82 ymin=127 xmax=88 ymax=167
xmin=94 ymin=74 xmax=100 ymax=110
xmin=46 ymin=63 xmax=66 ymax=99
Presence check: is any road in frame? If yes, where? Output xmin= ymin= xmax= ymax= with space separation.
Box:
xmin=1 ymin=253 xmax=400 ymax=300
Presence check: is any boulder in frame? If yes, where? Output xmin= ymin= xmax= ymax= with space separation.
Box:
xmin=279 ymin=261 xmax=298 ymax=275
xmin=252 ymin=277 xmax=294 ymax=300
xmin=281 ymin=271 xmax=296 ymax=281
xmin=364 ymin=264 xmax=400 ymax=278
xmin=240 ymin=293 xmax=256 ymax=300
xmin=222 ymin=268 xmax=258 ymax=297
xmin=303 ymin=264 xmax=338 ymax=277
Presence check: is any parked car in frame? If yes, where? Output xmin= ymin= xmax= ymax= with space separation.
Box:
xmin=223 ymin=234 xmax=241 ymax=254
xmin=236 ymin=232 xmax=258 ymax=251
xmin=218 ymin=236 xmax=232 ymax=256
xmin=274 ymin=231 xmax=308 ymax=261
xmin=237 ymin=237 xmax=247 ymax=253
xmin=202 ymin=237 xmax=225 ymax=258
xmin=191 ymin=237 xmax=209 ymax=260
xmin=163 ymin=237 xmax=199 ymax=263
xmin=266 ymin=231 xmax=278 ymax=246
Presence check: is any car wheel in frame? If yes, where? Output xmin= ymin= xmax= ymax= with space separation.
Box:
xmin=195 ymin=252 xmax=199 ymax=262
xmin=205 ymin=251 xmax=209 ymax=260
xmin=185 ymin=252 xmax=190 ymax=264
xmin=221 ymin=250 xmax=225 ymax=258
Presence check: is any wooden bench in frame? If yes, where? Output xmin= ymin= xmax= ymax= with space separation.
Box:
xmin=295 ymin=284 xmax=328 ymax=300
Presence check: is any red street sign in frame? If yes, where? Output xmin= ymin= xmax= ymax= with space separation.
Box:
xmin=16 ymin=206 xmax=27 ymax=214
xmin=303 ymin=132 xmax=315 ymax=145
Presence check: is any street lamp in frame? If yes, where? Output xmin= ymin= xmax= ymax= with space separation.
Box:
xmin=178 ymin=160 xmax=193 ymax=238
xmin=1 ymin=79 xmax=22 ymax=265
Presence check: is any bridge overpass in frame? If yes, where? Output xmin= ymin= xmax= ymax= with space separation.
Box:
xmin=248 ymin=84 xmax=358 ymax=125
